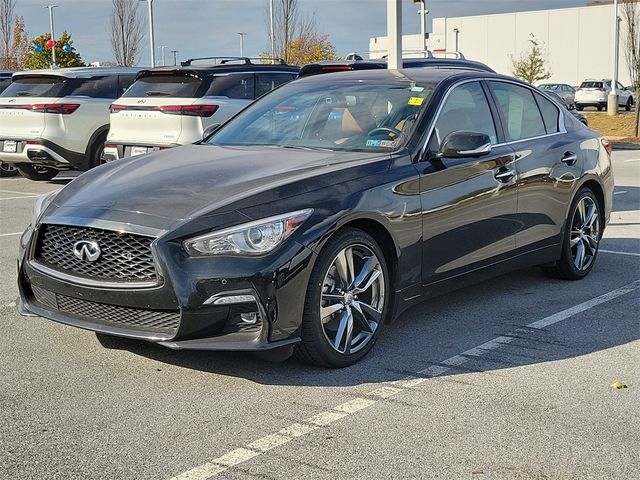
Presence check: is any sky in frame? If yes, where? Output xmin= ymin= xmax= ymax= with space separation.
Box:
xmin=14 ymin=0 xmax=589 ymax=65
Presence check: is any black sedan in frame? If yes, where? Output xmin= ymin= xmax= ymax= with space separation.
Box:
xmin=17 ymin=69 xmax=614 ymax=367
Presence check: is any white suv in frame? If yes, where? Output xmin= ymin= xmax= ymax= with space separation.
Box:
xmin=575 ymin=79 xmax=634 ymax=111
xmin=103 ymin=58 xmax=298 ymax=160
xmin=0 ymin=67 xmax=140 ymax=181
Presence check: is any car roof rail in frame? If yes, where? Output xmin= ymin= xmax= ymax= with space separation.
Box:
xmin=181 ymin=56 xmax=287 ymax=67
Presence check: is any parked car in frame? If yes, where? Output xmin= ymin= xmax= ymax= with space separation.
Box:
xmin=0 ymin=71 xmax=18 ymax=177
xmin=575 ymin=79 xmax=634 ymax=111
xmin=538 ymin=83 xmax=575 ymax=107
xmin=542 ymin=90 xmax=588 ymax=126
xmin=18 ymin=68 xmax=613 ymax=367
xmin=299 ymin=57 xmax=494 ymax=78
xmin=103 ymin=57 xmax=299 ymax=161
xmin=0 ymin=67 xmax=141 ymax=181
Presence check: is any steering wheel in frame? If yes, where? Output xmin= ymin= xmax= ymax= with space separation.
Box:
xmin=367 ymin=127 xmax=402 ymax=138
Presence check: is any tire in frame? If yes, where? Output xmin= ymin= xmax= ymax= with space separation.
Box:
xmin=16 ymin=164 xmax=59 ymax=181
xmin=88 ymin=134 xmax=107 ymax=170
xmin=597 ymin=106 xmax=603 ymax=112
xmin=0 ymin=161 xmax=19 ymax=177
xmin=625 ymin=97 xmax=633 ymax=112
xmin=576 ymin=105 xmax=584 ymax=111
xmin=294 ymin=228 xmax=391 ymax=368
xmin=542 ymin=187 xmax=602 ymax=280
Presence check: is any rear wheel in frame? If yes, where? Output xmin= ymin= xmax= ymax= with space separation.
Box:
xmin=576 ymin=105 xmax=584 ymax=111
xmin=0 ymin=162 xmax=19 ymax=177
xmin=597 ymin=105 xmax=603 ymax=111
xmin=295 ymin=228 xmax=390 ymax=368
xmin=88 ymin=134 xmax=108 ymax=169
xmin=16 ymin=164 xmax=58 ymax=181
xmin=543 ymin=188 xmax=601 ymax=280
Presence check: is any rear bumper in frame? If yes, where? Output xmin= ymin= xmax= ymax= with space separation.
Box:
xmin=0 ymin=138 xmax=84 ymax=169
xmin=103 ymin=143 xmax=180 ymax=161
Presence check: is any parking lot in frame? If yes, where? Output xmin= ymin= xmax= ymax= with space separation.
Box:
xmin=0 ymin=151 xmax=638 ymax=479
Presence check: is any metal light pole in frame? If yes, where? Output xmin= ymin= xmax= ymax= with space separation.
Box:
xmin=608 ymin=0 xmax=619 ymax=116
xmin=269 ymin=0 xmax=276 ymax=63
xmin=387 ymin=0 xmax=402 ymax=69
xmin=171 ymin=50 xmax=178 ymax=66
xmin=238 ymin=32 xmax=247 ymax=57
xmin=140 ymin=0 xmax=156 ymax=68
xmin=161 ymin=45 xmax=167 ymax=66
xmin=453 ymin=28 xmax=460 ymax=52
xmin=44 ymin=5 xmax=58 ymax=68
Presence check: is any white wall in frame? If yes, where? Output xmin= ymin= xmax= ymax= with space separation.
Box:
xmin=370 ymin=5 xmax=632 ymax=87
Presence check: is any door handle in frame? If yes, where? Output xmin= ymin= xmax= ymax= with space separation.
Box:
xmin=561 ymin=151 xmax=578 ymax=166
xmin=494 ymin=167 xmax=515 ymax=182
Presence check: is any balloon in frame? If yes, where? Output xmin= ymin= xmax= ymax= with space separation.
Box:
xmin=46 ymin=40 xmax=55 ymax=48
xmin=34 ymin=44 xmax=43 ymax=53
xmin=63 ymin=44 xmax=72 ymax=53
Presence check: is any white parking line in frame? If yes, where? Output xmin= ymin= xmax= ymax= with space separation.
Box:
xmin=0 ymin=195 xmax=38 ymax=200
xmin=167 ymin=279 xmax=640 ymax=480
xmin=0 ymin=189 xmax=39 ymax=196
xmin=614 ymin=190 xmax=627 ymax=195
xmin=600 ymin=249 xmax=640 ymax=257
xmin=0 ymin=232 xmax=22 ymax=237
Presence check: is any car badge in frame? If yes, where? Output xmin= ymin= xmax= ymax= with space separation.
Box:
xmin=73 ymin=240 xmax=101 ymax=262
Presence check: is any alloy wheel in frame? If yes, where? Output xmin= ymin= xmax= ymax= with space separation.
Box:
xmin=319 ymin=244 xmax=385 ymax=355
xmin=569 ymin=196 xmax=600 ymax=271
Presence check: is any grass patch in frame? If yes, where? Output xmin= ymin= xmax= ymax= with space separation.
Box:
xmin=583 ymin=111 xmax=639 ymax=143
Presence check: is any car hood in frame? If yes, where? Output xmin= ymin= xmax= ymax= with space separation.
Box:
xmin=47 ymin=144 xmax=388 ymax=232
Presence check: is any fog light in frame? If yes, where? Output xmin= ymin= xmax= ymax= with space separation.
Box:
xmin=240 ymin=312 xmax=258 ymax=324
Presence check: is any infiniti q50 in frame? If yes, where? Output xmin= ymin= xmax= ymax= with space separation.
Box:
xmin=17 ymin=69 xmax=613 ymax=367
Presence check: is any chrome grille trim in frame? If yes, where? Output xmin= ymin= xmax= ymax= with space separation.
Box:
xmin=33 ymin=224 xmax=160 ymax=288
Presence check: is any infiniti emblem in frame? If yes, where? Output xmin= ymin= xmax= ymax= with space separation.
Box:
xmin=73 ymin=240 xmax=101 ymax=262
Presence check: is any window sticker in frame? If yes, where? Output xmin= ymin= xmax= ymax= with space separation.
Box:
xmin=366 ymin=139 xmax=397 ymax=148
xmin=408 ymin=96 xmax=424 ymax=106
xmin=410 ymin=86 xmax=425 ymax=92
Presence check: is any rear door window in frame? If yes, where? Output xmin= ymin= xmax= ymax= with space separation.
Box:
xmin=255 ymin=73 xmax=296 ymax=98
xmin=122 ymin=74 xmax=204 ymax=98
xmin=0 ymin=76 xmax=67 ymax=97
xmin=205 ymin=73 xmax=255 ymax=100
xmin=580 ymin=82 xmax=603 ymax=89
xmin=490 ymin=82 xmax=546 ymax=141
xmin=67 ymin=76 xmax=118 ymax=99
xmin=533 ymin=92 xmax=560 ymax=134
xmin=117 ymin=75 xmax=137 ymax=97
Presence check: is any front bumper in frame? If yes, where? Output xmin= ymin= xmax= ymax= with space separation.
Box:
xmin=17 ymin=222 xmax=316 ymax=351
xmin=0 ymin=138 xmax=84 ymax=169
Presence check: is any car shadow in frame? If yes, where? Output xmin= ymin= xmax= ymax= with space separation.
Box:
xmin=95 ymin=264 xmax=639 ymax=388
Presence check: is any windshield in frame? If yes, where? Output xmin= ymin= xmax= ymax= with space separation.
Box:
xmin=209 ymin=79 xmax=434 ymax=152
xmin=1 ymin=76 xmax=67 ymax=97
xmin=122 ymin=73 xmax=203 ymax=98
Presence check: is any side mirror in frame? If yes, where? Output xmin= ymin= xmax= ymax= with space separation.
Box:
xmin=201 ymin=123 xmax=222 ymax=142
xmin=439 ymin=131 xmax=492 ymax=158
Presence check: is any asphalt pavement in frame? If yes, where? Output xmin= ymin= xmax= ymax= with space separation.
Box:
xmin=0 ymin=153 xmax=638 ymax=480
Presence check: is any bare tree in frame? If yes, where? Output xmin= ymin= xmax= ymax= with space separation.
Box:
xmin=510 ymin=35 xmax=552 ymax=84
xmin=0 ymin=0 xmax=16 ymax=68
xmin=110 ymin=0 xmax=145 ymax=66
xmin=622 ymin=0 xmax=640 ymax=136
xmin=266 ymin=0 xmax=316 ymax=63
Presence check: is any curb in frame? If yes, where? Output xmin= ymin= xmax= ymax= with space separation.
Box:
xmin=612 ymin=142 xmax=640 ymax=151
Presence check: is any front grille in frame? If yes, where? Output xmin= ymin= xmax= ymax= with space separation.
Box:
xmin=31 ymin=285 xmax=180 ymax=334
xmin=35 ymin=224 xmax=157 ymax=284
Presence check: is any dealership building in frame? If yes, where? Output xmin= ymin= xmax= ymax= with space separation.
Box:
xmin=369 ymin=3 xmax=632 ymax=87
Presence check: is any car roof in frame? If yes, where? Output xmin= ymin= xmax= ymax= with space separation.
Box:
xmin=293 ymin=67 xmax=514 ymax=88
xmin=298 ymin=58 xmax=494 ymax=77
xmin=12 ymin=67 xmax=143 ymax=79
xmin=139 ymin=61 xmax=299 ymax=78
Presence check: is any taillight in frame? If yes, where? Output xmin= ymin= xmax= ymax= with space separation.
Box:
xmin=32 ymin=103 xmax=79 ymax=114
xmin=601 ymin=138 xmax=613 ymax=156
xmin=110 ymin=104 xmax=127 ymax=113
xmin=157 ymin=105 xmax=219 ymax=117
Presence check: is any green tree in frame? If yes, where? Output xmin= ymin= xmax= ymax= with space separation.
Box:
xmin=510 ymin=35 xmax=552 ymax=84
xmin=25 ymin=31 xmax=84 ymax=69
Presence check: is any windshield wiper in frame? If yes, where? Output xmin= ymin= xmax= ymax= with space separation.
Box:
xmin=277 ymin=144 xmax=335 ymax=152
xmin=15 ymin=91 xmax=36 ymax=96
xmin=145 ymin=91 xmax=172 ymax=97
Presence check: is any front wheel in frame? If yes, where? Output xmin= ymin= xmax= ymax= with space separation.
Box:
xmin=543 ymin=188 xmax=602 ymax=280
xmin=16 ymin=164 xmax=58 ymax=181
xmin=295 ymin=228 xmax=390 ymax=367
xmin=625 ymin=97 xmax=633 ymax=111
xmin=576 ymin=105 xmax=584 ymax=111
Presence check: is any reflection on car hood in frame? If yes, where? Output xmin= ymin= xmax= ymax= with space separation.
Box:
xmin=48 ymin=144 xmax=386 ymax=230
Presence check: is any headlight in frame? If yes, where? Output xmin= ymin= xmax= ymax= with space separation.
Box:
xmin=32 ymin=190 xmax=60 ymax=224
xmin=184 ymin=209 xmax=313 ymax=257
